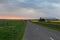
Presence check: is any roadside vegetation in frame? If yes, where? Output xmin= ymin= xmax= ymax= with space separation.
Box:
xmin=0 ymin=19 xmax=26 ymax=40
xmin=32 ymin=19 xmax=60 ymax=31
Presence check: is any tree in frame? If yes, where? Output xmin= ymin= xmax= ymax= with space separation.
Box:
xmin=39 ymin=17 xmax=45 ymax=22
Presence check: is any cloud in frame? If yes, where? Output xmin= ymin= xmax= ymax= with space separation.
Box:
xmin=52 ymin=3 xmax=60 ymax=8
xmin=9 ymin=8 xmax=46 ymax=19
xmin=17 ymin=0 xmax=28 ymax=3
xmin=34 ymin=1 xmax=60 ymax=19
xmin=0 ymin=0 xmax=60 ymax=19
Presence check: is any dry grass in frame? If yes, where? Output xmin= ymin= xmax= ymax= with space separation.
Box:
xmin=0 ymin=26 xmax=3 ymax=28
xmin=47 ymin=22 xmax=60 ymax=25
xmin=8 ymin=26 xmax=16 ymax=29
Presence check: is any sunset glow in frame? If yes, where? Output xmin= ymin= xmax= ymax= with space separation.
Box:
xmin=0 ymin=16 xmax=25 ymax=20
xmin=0 ymin=16 xmax=34 ymax=20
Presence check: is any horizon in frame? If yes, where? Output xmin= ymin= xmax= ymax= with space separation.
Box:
xmin=0 ymin=16 xmax=57 ymax=20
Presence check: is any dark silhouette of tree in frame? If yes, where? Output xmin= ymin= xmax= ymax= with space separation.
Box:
xmin=39 ymin=17 xmax=45 ymax=22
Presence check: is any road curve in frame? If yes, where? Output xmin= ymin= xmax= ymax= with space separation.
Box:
xmin=23 ymin=21 xmax=60 ymax=40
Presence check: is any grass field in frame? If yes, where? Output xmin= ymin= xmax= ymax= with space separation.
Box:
xmin=0 ymin=19 xmax=26 ymax=40
xmin=32 ymin=22 xmax=60 ymax=31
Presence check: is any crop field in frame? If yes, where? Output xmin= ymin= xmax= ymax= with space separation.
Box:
xmin=44 ymin=20 xmax=60 ymax=25
xmin=0 ymin=19 xmax=26 ymax=40
xmin=32 ymin=20 xmax=60 ymax=31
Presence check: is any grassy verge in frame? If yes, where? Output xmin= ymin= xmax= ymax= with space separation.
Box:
xmin=33 ymin=22 xmax=60 ymax=31
xmin=0 ymin=20 xmax=27 ymax=40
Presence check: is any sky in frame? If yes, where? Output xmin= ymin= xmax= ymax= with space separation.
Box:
xmin=0 ymin=0 xmax=60 ymax=19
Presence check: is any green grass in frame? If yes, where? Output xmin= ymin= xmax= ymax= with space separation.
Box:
xmin=33 ymin=22 xmax=60 ymax=31
xmin=0 ymin=20 xmax=27 ymax=40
